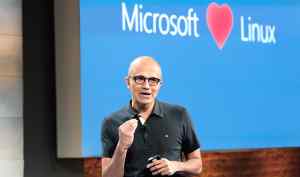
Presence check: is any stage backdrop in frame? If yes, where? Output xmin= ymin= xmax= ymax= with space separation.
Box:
xmin=55 ymin=0 xmax=300 ymax=157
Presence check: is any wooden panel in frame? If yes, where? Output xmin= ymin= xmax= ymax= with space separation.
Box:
xmin=200 ymin=148 xmax=300 ymax=177
xmin=0 ymin=117 xmax=23 ymax=160
xmin=0 ymin=35 xmax=22 ymax=76
xmin=0 ymin=160 xmax=23 ymax=177
xmin=0 ymin=1 xmax=22 ymax=35
xmin=84 ymin=158 xmax=101 ymax=177
xmin=0 ymin=1 xmax=23 ymax=177
xmin=55 ymin=0 xmax=82 ymax=158
xmin=84 ymin=148 xmax=300 ymax=177
xmin=0 ymin=77 xmax=22 ymax=118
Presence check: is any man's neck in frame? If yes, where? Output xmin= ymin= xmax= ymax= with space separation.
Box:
xmin=131 ymin=101 xmax=155 ymax=120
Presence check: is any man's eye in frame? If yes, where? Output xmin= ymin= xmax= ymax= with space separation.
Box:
xmin=149 ymin=78 xmax=160 ymax=82
xmin=135 ymin=76 xmax=145 ymax=80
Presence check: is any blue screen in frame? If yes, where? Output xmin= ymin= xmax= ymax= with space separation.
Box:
xmin=80 ymin=0 xmax=300 ymax=157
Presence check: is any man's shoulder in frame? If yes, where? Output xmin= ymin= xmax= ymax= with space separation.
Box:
xmin=158 ymin=100 xmax=191 ymax=123
xmin=158 ymin=100 xmax=187 ymax=114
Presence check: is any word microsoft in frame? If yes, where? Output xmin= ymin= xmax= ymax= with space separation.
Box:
xmin=121 ymin=2 xmax=200 ymax=38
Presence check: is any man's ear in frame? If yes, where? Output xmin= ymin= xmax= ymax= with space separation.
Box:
xmin=159 ymin=81 xmax=163 ymax=88
xmin=124 ymin=76 xmax=130 ymax=89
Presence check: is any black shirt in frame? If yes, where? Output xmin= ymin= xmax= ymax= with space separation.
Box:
xmin=101 ymin=100 xmax=200 ymax=177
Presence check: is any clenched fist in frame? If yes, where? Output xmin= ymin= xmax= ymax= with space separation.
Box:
xmin=118 ymin=119 xmax=138 ymax=150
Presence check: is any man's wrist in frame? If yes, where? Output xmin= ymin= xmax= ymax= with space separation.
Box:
xmin=116 ymin=142 xmax=129 ymax=154
xmin=172 ymin=161 xmax=184 ymax=173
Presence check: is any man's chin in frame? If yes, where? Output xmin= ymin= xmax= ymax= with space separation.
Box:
xmin=136 ymin=99 xmax=154 ymax=105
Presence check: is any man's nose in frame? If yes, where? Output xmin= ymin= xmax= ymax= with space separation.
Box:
xmin=142 ymin=79 xmax=150 ymax=89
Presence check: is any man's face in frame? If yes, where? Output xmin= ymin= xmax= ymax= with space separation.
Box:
xmin=126 ymin=60 xmax=162 ymax=107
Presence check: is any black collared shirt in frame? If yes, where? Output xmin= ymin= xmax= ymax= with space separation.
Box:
xmin=101 ymin=100 xmax=200 ymax=177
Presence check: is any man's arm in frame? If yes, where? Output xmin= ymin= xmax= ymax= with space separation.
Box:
xmin=101 ymin=143 xmax=128 ymax=177
xmin=147 ymin=149 xmax=202 ymax=176
xmin=175 ymin=149 xmax=202 ymax=175
xmin=102 ymin=119 xmax=138 ymax=177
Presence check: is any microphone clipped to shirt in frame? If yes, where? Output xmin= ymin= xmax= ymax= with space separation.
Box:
xmin=131 ymin=113 xmax=141 ymax=120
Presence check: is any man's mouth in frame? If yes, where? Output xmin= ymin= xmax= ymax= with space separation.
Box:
xmin=140 ymin=92 xmax=151 ymax=96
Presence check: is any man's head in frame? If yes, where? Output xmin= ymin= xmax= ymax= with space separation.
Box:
xmin=126 ymin=56 xmax=162 ymax=109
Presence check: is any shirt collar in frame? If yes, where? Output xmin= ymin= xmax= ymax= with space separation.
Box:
xmin=127 ymin=99 xmax=164 ymax=118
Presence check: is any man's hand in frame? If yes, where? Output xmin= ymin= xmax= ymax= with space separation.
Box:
xmin=147 ymin=158 xmax=178 ymax=176
xmin=118 ymin=119 xmax=138 ymax=150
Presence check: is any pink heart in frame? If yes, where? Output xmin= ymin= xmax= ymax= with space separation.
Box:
xmin=206 ymin=2 xmax=233 ymax=49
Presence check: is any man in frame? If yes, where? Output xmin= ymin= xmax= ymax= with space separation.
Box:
xmin=101 ymin=56 xmax=202 ymax=177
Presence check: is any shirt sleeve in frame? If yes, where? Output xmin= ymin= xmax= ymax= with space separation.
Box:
xmin=181 ymin=108 xmax=200 ymax=154
xmin=101 ymin=118 xmax=118 ymax=158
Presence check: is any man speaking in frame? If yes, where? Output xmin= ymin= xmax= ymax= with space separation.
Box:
xmin=101 ymin=56 xmax=202 ymax=177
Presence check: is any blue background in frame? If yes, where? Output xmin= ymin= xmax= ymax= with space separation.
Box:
xmin=80 ymin=0 xmax=300 ymax=157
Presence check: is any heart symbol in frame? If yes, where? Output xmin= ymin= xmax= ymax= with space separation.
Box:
xmin=206 ymin=2 xmax=233 ymax=49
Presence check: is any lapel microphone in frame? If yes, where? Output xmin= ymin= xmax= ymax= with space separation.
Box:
xmin=131 ymin=113 xmax=141 ymax=121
